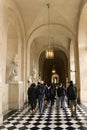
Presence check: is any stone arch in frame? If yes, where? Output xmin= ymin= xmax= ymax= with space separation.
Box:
xmin=6 ymin=18 xmax=18 ymax=83
xmin=4 ymin=0 xmax=25 ymax=83
xmin=27 ymin=34 xmax=69 ymax=84
xmin=26 ymin=24 xmax=73 ymax=78
xmin=51 ymin=74 xmax=59 ymax=83
xmin=6 ymin=7 xmax=24 ymax=83
xmin=39 ymin=48 xmax=68 ymax=84
xmin=27 ymin=23 xmax=76 ymax=47
xmin=5 ymin=0 xmax=25 ymax=40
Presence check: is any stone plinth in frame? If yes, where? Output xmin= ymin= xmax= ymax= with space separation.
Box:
xmin=9 ymin=81 xmax=24 ymax=110
xmin=0 ymin=85 xmax=3 ymax=124
xmin=2 ymin=84 xmax=9 ymax=113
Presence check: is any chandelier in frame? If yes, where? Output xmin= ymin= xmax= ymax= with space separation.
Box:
xmin=45 ymin=3 xmax=54 ymax=59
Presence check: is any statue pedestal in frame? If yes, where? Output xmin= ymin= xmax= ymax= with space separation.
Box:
xmin=0 ymin=85 xmax=3 ymax=124
xmin=9 ymin=81 xmax=24 ymax=110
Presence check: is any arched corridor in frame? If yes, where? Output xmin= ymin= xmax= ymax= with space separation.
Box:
xmin=0 ymin=0 xmax=87 ymax=127
xmin=0 ymin=101 xmax=87 ymax=130
xmin=39 ymin=49 xmax=68 ymax=84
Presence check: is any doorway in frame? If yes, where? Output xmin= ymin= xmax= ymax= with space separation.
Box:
xmin=39 ymin=49 xmax=68 ymax=84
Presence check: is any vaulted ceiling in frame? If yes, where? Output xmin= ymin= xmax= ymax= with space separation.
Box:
xmin=14 ymin=0 xmax=82 ymax=35
xmin=6 ymin=0 xmax=85 ymax=83
xmin=13 ymin=0 xmax=83 ymax=55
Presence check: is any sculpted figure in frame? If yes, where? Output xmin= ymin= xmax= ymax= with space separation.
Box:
xmin=9 ymin=54 xmax=18 ymax=82
xmin=32 ymin=68 xmax=37 ymax=79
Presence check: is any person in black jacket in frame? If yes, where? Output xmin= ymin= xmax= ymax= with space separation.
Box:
xmin=57 ymin=83 xmax=66 ymax=108
xmin=28 ymin=83 xmax=37 ymax=114
xmin=50 ymin=83 xmax=56 ymax=106
xmin=37 ymin=81 xmax=46 ymax=114
xmin=67 ymin=80 xmax=77 ymax=117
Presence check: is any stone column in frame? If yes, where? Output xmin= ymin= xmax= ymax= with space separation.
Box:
xmin=0 ymin=85 xmax=3 ymax=124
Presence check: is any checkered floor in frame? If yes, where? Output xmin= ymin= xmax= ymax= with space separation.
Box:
xmin=0 ymin=102 xmax=87 ymax=130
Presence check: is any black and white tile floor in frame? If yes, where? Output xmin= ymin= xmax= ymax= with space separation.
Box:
xmin=0 ymin=102 xmax=87 ymax=130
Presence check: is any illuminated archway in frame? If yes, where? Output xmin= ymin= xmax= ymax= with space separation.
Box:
xmin=51 ymin=74 xmax=59 ymax=83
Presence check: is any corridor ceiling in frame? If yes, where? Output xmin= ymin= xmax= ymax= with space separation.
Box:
xmin=13 ymin=0 xmax=83 ymax=56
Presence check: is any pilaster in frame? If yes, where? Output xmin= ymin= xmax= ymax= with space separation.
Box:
xmin=0 ymin=85 xmax=3 ymax=124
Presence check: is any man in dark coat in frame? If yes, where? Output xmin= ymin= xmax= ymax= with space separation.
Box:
xmin=67 ymin=80 xmax=77 ymax=117
xmin=38 ymin=81 xmax=46 ymax=114
xmin=28 ymin=83 xmax=37 ymax=114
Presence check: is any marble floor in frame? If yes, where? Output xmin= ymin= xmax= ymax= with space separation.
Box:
xmin=0 ymin=102 xmax=87 ymax=130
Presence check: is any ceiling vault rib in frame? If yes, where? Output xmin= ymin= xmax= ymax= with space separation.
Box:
xmin=26 ymin=23 xmax=76 ymax=47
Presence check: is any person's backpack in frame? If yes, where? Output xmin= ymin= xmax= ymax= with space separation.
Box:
xmin=57 ymin=87 xmax=62 ymax=97
xmin=39 ymin=85 xmax=45 ymax=98
xmin=47 ymin=87 xmax=51 ymax=98
xmin=60 ymin=87 xmax=66 ymax=96
xmin=68 ymin=86 xmax=77 ymax=99
xmin=50 ymin=87 xmax=55 ymax=97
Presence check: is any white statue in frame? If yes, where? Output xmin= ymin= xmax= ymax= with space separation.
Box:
xmin=32 ymin=68 xmax=37 ymax=79
xmin=38 ymin=75 xmax=41 ymax=82
xmin=27 ymin=76 xmax=32 ymax=84
xmin=9 ymin=54 xmax=18 ymax=82
xmin=32 ymin=68 xmax=37 ymax=83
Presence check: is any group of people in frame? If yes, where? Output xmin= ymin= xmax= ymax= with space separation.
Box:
xmin=27 ymin=80 xmax=77 ymax=117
